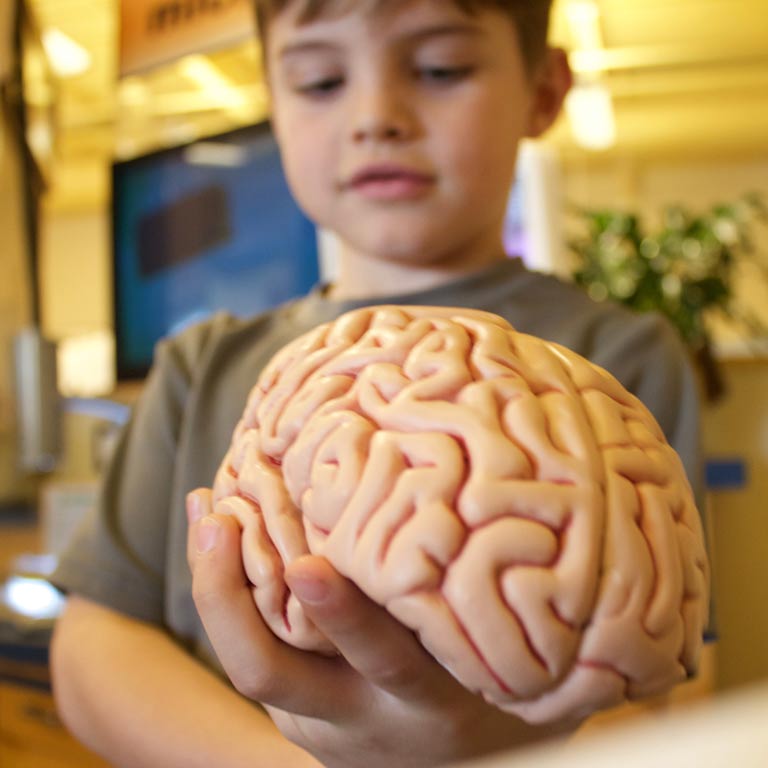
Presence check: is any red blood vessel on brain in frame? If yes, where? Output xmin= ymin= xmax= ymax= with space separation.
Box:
xmin=212 ymin=305 xmax=710 ymax=724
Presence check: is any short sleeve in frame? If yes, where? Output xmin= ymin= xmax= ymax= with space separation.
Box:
xmin=50 ymin=329 xmax=203 ymax=624
xmin=609 ymin=313 xmax=703 ymax=504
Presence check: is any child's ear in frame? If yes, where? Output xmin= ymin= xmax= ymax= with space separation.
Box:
xmin=526 ymin=47 xmax=573 ymax=138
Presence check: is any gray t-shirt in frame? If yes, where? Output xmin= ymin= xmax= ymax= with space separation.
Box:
xmin=52 ymin=259 xmax=702 ymax=666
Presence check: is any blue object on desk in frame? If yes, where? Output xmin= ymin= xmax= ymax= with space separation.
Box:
xmin=0 ymin=641 xmax=50 ymax=689
xmin=705 ymin=458 xmax=747 ymax=490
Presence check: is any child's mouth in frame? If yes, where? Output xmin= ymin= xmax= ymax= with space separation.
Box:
xmin=346 ymin=164 xmax=435 ymax=201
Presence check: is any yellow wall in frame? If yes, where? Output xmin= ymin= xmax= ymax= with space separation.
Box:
xmin=39 ymin=209 xmax=111 ymax=339
xmin=701 ymin=360 xmax=768 ymax=691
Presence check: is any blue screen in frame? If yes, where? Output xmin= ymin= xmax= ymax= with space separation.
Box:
xmin=112 ymin=123 xmax=319 ymax=379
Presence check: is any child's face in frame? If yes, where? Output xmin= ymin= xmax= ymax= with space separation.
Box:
xmin=266 ymin=0 xmax=560 ymax=270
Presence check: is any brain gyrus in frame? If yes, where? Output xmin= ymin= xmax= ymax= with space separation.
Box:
xmin=212 ymin=305 xmax=710 ymax=724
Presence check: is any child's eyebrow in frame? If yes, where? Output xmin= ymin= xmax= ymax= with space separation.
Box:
xmin=277 ymin=22 xmax=483 ymax=60
xmin=398 ymin=23 xmax=484 ymax=45
xmin=278 ymin=40 xmax=340 ymax=61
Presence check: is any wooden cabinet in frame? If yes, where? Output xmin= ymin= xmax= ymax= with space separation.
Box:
xmin=1 ymin=513 xmax=110 ymax=765
xmin=0 ymin=681 xmax=112 ymax=768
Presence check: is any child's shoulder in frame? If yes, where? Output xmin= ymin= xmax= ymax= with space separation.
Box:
xmin=152 ymin=301 xmax=300 ymax=381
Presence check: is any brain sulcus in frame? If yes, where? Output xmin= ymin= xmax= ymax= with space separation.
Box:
xmin=212 ymin=305 xmax=710 ymax=724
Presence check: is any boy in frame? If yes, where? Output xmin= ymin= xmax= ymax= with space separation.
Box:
xmin=50 ymin=1 xmax=701 ymax=766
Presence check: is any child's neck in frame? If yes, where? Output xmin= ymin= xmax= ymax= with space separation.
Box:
xmin=326 ymin=245 xmax=508 ymax=302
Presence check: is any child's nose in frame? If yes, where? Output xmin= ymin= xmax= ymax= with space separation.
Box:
xmin=349 ymin=85 xmax=416 ymax=143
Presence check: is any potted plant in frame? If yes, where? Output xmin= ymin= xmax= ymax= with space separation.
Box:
xmin=568 ymin=193 xmax=768 ymax=401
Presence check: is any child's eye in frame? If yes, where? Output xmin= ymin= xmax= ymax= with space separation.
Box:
xmin=416 ymin=65 xmax=474 ymax=84
xmin=296 ymin=76 xmax=344 ymax=97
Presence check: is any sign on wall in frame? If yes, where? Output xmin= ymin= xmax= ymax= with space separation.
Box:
xmin=119 ymin=0 xmax=255 ymax=76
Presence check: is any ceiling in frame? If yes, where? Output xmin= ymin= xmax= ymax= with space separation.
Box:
xmin=21 ymin=0 xmax=768 ymax=212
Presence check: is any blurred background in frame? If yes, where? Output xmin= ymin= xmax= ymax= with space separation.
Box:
xmin=1 ymin=0 xmax=767 ymax=765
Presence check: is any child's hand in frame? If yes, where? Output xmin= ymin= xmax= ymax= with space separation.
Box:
xmin=187 ymin=489 xmax=569 ymax=768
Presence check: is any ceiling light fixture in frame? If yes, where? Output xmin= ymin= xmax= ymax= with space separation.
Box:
xmin=565 ymin=82 xmax=617 ymax=151
xmin=184 ymin=142 xmax=250 ymax=168
xmin=565 ymin=0 xmax=604 ymax=54
xmin=562 ymin=0 xmax=617 ymax=150
xmin=42 ymin=28 xmax=91 ymax=78
xmin=179 ymin=55 xmax=249 ymax=111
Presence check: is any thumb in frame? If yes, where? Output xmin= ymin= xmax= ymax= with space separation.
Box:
xmin=285 ymin=555 xmax=446 ymax=702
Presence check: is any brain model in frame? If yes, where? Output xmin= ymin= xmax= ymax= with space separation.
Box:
xmin=212 ymin=305 xmax=709 ymax=724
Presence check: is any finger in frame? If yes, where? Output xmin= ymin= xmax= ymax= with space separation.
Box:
xmin=191 ymin=512 xmax=364 ymax=719
xmin=186 ymin=488 xmax=213 ymax=573
xmin=285 ymin=555 xmax=456 ymax=703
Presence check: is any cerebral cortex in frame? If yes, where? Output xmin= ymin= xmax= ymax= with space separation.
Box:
xmin=211 ymin=305 xmax=710 ymax=724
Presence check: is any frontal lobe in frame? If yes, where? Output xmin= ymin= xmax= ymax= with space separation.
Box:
xmin=212 ymin=305 xmax=709 ymax=724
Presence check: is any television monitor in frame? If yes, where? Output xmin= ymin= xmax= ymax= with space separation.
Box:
xmin=112 ymin=122 xmax=320 ymax=380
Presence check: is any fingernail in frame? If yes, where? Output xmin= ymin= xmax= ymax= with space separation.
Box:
xmin=196 ymin=517 xmax=220 ymax=553
xmin=289 ymin=575 xmax=330 ymax=605
xmin=186 ymin=492 xmax=204 ymax=525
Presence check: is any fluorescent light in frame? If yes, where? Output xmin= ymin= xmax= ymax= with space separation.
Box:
xmin=184 ymin=142 xmax=250 ymax=167
xmin=562 ymin=2 xmax=616 ymax=150
xmin=566 ymin=0 xmax=600 ymax=25
xmin=565 ymin=83 xmax=617 ymax=150
xmin=179 ymin=55 xmax=249 ymax=110
xmin=42 ymin=28 xmax=91 ymax=78
xmin=57 ymin=330 xmax=115 ymax=397
xmin=570 ymin=48 xmax=607 ymax=75
xmin=119 ymin=77 xmax=149 ymax=107
xmin=565 ymin=0 xmax=604 ymax=52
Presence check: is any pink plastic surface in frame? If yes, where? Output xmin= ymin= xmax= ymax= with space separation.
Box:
xmin=212 ymin=306 xmax=709 ymax=723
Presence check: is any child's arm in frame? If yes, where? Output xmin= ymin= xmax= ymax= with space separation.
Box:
xmin=188 ymin=491 xmax=571 ymax=768
xmin=51 ymin=595 xmax=323 ymax=768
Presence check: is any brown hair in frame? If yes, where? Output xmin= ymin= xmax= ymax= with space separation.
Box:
xmin=253 ymin=0 xmax=553 ymax=71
